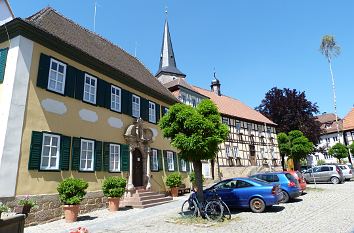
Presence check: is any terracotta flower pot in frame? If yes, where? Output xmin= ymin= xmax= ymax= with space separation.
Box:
xmin=63 ymin=205 xmax=79 ymax=223
xmin=171 ymin=187 xmax=179 ymax=197
xmin=107 ymin=197 xmax=120 ymax=212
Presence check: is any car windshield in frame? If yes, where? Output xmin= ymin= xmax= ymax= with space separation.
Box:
xmin=348 ymin=164 xmax=353 ymax=169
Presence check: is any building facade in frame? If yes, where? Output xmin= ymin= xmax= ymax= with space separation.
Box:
xmin=0 ymin=7 xmax=191 ymax=224
xmin=155 ymin=18 xmax=281 ymax=180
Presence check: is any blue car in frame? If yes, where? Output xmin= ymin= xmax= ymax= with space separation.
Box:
xmin=250 ymin=172 xmax=301 ymax=203
xmin=204 ymin=177 xmax=283 ymax=213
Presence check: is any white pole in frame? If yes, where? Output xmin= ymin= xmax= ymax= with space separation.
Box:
xmin=94 ymin=0 xmax=97 ymax=32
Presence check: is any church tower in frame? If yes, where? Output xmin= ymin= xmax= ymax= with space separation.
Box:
xmin=156 ymin=19 xmax=186 ymax=84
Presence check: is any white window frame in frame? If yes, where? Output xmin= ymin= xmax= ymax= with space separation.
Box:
xmin=47 ymin=58 xmax=66 ymax=94
xmin=225 ymin=145 xmax=231 ymax=157
xmin=83 ymin=74 xmax=97 ymax=104
xmin=180 ymin=159 xmax=187 ymax=172
xmin=109 ymin=144 xmax=120 ymax=172
xmin=40 ymin=133 xmax=60 ymax=170
xmin=111 ymin=85 xmax=121 ymax=112
xmin=149 ymin=101 xmax=156 ymax=123
xmin=80 ymin=139 xmax=95 ymax=171
xmin=260 ymin=148 xmax=265 ymax=159
xmin=167 ymin=151 xmax=174 ymax=171
xmin=233 ymin=146 xmax=238 ymax=158
xmin=152 ymin=149 xmax=158 ymax=171
xmin=132 ymin=95 xmax=140 ymax=118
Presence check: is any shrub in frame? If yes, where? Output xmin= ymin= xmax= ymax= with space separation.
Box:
xmin=17 ymin=195 xmax=38 ymax=208
xmin=165 ymin=172 xmax=182 ymax=188
xmin=0 ymin=202 xmax=8 ymax=213
xmin=189 ymin=171 xmax=205 ymax=185
xmin=102 ymin=177 xmax=127 ymax=198
xmin=317 ymin=159 xmax=326 ymax=165
xmin=57 ymin=178 xmax=88 ymax=205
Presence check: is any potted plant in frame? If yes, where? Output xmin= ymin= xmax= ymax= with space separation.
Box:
xmin=14 ymin=195 xmax=37 ymax=215
xmin=0 ymin=202 xmax=9 ymax=218
xmin=165 ymin=172 xmax=182 ymax=197
xmin=102 ymin=177 xmax=127 ymax=211
xmin=57 ymin=178 xmax=88 ymax=223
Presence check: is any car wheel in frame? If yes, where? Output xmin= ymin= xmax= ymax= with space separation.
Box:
xmin=280 ymin=190 xmax=290 ymax=203
xmin=330 ymin=176 xmax=340 ymax=184
xmin=250 ymin=197 xmax=265 ymax=213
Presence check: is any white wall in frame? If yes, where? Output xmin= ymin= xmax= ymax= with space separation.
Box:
xmin=0 ymin=36 xmax=33 ymax=197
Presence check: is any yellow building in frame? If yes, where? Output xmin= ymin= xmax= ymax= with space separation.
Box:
xmin=0 ymin=7 xmax=191 ymax=224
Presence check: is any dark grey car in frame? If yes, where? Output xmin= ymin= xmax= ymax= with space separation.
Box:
xmin=303 ymin=165 xmax=345 ymax=184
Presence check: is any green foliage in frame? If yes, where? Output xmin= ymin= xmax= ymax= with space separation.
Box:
xmin=17 ymin=195 xmax=38 ymax=208
xmin=317 ymin=159 xmax=326 ymax=165
xmin=349 ymin=142 xmax=354 ymax=156
xmin=328 ymin=143 xmax=348 ymax=162
xmin=277 ymin=130 xmax=314 ymax=161
xmin=165 ymin=172 xmax=182 ymax=188
xmin=320 ymin=35 xmax=341 ymax=61
xmin=300 ymin=159 xmax=307 ymax=166
xmin=189 ymin=171 xmax=205 ymax=185
xmin=102 ymin=177 xmax=127 ymax=198
xmin=159 ymin=100 xmax=229 ymax=162
xmin=0 ymin=202 xmax=8 ymax=212
xmin=57 ymin=178 xmax=88 ymax=205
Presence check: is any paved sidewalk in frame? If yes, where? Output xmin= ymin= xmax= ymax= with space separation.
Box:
xmin=25 ymin=182 xmax=354 ymax=233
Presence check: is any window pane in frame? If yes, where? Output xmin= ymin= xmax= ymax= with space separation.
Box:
xmin=51 ymin=62 xmax=57 ymax=70
xmin=58 ymin=64 xmax=64 ymax=73
xmin=42 ymin=146 xmax=50 ymax=156
xmin=51 ymin=147 xmax=57 ymax=157
xmin=50 ymin=157 xmax=56 ymax=167
xmin=42 ymin=157 xmax=49 ymax=167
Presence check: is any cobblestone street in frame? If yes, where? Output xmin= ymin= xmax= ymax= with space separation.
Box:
xmin=25 ymin=181 xmax=354 ymax=233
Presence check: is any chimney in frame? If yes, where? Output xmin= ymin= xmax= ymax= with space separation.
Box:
xmin=210 ymin=72 xmax=221 ymax=96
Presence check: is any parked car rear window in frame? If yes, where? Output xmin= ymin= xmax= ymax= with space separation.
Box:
xmin=285 ymin=173 xmax=296 ymax=182
xmin=236 ymin=180 xmax=254 ymax=188
xmin=214 ymin=180 xmax=237 ymax=189
xmin=321 ymin=166 xmax=330 ymax=172
xmin=265 ymin=174 xmax=279 ymax=182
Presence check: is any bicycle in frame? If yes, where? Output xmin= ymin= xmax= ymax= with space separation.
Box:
xmin=205 ymin=188 xmax=231 ymax=220
xmin=181 ymin=190 xmax=224 ymax=221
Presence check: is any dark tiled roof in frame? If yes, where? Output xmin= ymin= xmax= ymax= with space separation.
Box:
xmin=24 ymin=7 xmax=177 ymax=103
xmin=316 ymin=113 xmax=338 ymax=123
xmin=316 ymin=113 xmax=343 ymax=134
xmin=193 ymin=86 xmax=276 ymax=125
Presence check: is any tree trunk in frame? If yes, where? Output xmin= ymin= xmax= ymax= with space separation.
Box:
xmin=293 ymin=159 xmax=301 ymax=171
xmin=281 ymin=153 xmax=286 ymax=171
xmin=192 ymin=160 xmax=204 ymax=203
xmin=210 ymin=159 xmax=215 ymax=180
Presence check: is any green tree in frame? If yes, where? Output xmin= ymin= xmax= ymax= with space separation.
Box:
xmin=159 ymin=99 xmax=228 ymax=201
xmin=320 ymin=35 xmax=341 ymax=138
xmin=328 ymin=143 xmax=348 ymax=163
xmin=349 ymin=142 xmax=354 ymax=156
xmin=277 ymin=130 xmax=314 ymax=170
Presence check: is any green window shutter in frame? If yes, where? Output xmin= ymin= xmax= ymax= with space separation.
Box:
xmin=178 ymin=156 xmax=182 ymax=172
xmin=156 ymin=104 xmax=160 ymax=123
xmin=105 ymin=85 xmax=112 ymax=110
xmin=173 ymin=152 xmax=178 ymax=171
xmin=163 ymin=150 xmax=168 ymax=171
xmin=60 ymin=135 xmax=71 ymax=170
xmin=121 ymin=89 xmax=132 ymax=116
xmin=150 ymin=150 xmax=154 ymax=172
xmin=28 ymin=131 xmax=43 ymax=170
xmin=95 ymin=141 xmax=103 ymax=171
xmin=97 ymin=79 xmax=109 ymax=108
xmin=64 ymin=65 xmax=76 ymax=98
xmin=158 ymin=149 xmax=163 ymax=171
xmin=74 ymin=70 xmax=85 ymax=100
xmin=121 ymin=144 xmax=129 ymax=172
xmin=186 ymin=161 xmax=190 ymax=172
xmin=103 ymin=142 xmax=110 ymax=172
xmin=0 ymin=48 xmax=8 ymax=84
xmin=36 ymin=53 xmax=50 ymax=89
xmin=140 ymin=97 xmax=149 ymax=121
xmin=71 ymin=137 xmax=81 ymax=170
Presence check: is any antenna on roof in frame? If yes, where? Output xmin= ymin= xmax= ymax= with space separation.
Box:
xmin=134 ymin=41 xmax=138 ymax=58
xmin=165 ymin=5 xmax=168 ymax=19
xmin=93 ymin=0 xmax=101 ymax=32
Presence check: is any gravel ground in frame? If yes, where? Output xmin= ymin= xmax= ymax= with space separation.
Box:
xmin=25 ymin=181 xmax=354 ymax=233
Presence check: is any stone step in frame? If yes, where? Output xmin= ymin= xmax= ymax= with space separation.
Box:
xmin=134 ymin=191 xmax=156 ymax=197
xmin=140 ymin=196 xmax=173 ymax=205
xmin=133 ymin=200 xmax=174 ymax=209
xmin=139 ymin=194 xmax=166 ymax=201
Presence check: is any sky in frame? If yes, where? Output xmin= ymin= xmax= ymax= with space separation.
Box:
xmin=8 ymin=0 xmax=354 ymax=118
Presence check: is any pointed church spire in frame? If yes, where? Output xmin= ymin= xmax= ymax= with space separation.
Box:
xmin=156 ymin=18 xmax=186 ymax=78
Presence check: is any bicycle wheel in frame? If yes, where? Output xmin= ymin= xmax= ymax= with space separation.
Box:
xmin=204 ymin=200 xmax=223 ymax=221
xmin=221 ymin=201 xmax=231 ymax=220
xmin=181 ymin=199 xmax=198 ymax=217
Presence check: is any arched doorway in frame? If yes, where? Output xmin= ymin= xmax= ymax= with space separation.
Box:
xmin=133 ymin=148 xmax=143 ymax=187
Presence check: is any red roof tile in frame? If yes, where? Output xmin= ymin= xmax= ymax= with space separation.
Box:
xmin=343 ymin=108 xmax=354 ymax=131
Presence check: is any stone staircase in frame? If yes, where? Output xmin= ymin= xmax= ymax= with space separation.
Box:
xmin=121 ymin=189 xmax=173 ymax=209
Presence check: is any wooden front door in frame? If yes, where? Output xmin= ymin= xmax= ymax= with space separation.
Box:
xmin=249 ymin=145 xmax=256 ymax=166
xmin=133 ymin=149 xmax=143 ymax=187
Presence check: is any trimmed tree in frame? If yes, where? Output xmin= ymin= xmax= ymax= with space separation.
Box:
xmin=159 ymin=99 xmax=228 ymax=202
xmin=277 ymin=130 xmax=314 ymax=170
xmin=349 ymin=142 xmax=354 ymax=157
xmin=328 ymin=143 xmax=348 ymax=163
